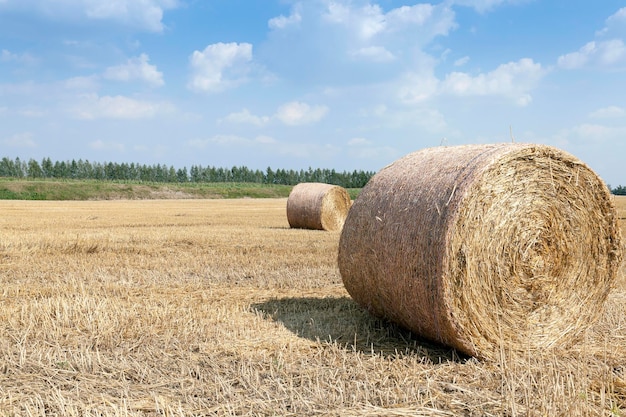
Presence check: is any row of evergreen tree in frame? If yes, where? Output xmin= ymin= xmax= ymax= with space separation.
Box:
xmin=612 ymin=185 xmax=626 ymax=196
xmin=0 ymin=157 xmax=375 ymax=188
xmin=2 ymin=156 xmax=623 ymax=194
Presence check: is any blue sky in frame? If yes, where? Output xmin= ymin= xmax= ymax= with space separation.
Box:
xmin=1 ymin=0 xmax=625 ymax=186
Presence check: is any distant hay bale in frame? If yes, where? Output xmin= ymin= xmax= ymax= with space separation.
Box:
xmin=287 ymin=183 xmax=352 ymax=231
xmin=338 ymin=143 xmax=623 ymax=359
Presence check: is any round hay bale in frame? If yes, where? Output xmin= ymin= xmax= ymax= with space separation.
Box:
xmin=338 ymin=143 xmax=623 ymax=359
xmin=287 ymin=183 xmax=352 ymax=231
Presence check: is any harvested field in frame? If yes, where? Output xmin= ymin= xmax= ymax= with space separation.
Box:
xmin=0 ymin=197 xmax=624 ymax=416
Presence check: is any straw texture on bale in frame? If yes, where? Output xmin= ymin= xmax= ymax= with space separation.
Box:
xmin=338 ymin=143 xmax=623 ymax=359
xmin=287 ymin=183 xmax=352 ymax=231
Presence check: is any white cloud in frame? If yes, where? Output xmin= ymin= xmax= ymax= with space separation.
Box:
xmin=0 ymin=81 xmax=37 ymax=96
xmin=255 ymin=135 xmax=277 ymax=144
xmin=398 ymin=108 xmax=448 ymax=132
xmin=597 ymin=7 xmax=626 ymax=37
xmin=71 ymin=94 xmax=174 ymax=120
xmin=321 ymin=2 xmax=455 ymax=42
xmin=263 ymin=2 xmax=456 ymax=86
xmin=348 ymin=137 xmax=373 ymax=146
xmin=397 ymin=57 xmax=545 ymax=106
xmin=350 ymin=46 xmax=395 ymax=62
xmin=557 ymin=123 xmax=626 ymax=145
xmin=90 ymin=139 xmax=125 ymax=152
xmin=449 ymin=0 xmax=526 ymax=13
xmin=558 ymin=8 xmax=626 ymax=71
xmin=275 ymin=101 xmax=328 ymax=125
xmin=324 ymin=3 xmax=386 ymax=40
xmin=2 ymin=132 xmax=37 ymax=148
xmin=1 ymin=49 xmax=37 ymax=65
xmin=441 ymin=58 xmax=545 ymax=106
xmin=188 ymin=42 xmax=253 ymax=93
xmin=558 ymin=40 xmax=626 ymax=69
xmin=219 ymin=108 xmax=270 ymax=126
xmin=63 ymin=75 xmax=100 ymax=91
xmin=19 ymin=108 xmax=46 ymax=118
xmin=268 ymin=7 xmax=301 ymax=29
xmin=219 ymin=102 xmax=329 ymax=127
xmin=0 ymin=0 xmax=179 ymax=32
xmin=454 ymin=56 xmax=470 ymax=66
xmin=589 ymin=106 xmax=626 ymax=119
xmin=557 ymin=42 xmax=595 ymax=69
xmin=359 ymin=102 xmax=449 ymax=133
xmin=103 ymin=54 xmax=164 ymax=87
xmin=397 ymin=71 xmax=440 ymax=103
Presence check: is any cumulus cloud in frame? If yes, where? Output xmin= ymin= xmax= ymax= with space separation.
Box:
xmin=454 ymin=56 xmax=470 ymax=66
xmin=448 ymin=0 xmax=526 ymax=13
xmin=275 ymin=101 xmax=328 ymax=125
xmin=19 ymin=108 xmax=46 ymax=118
xmin=70 ymin=94 xmax=174 ymax=119
xmin=103 ymin=54 xmax=164 ymax=87
xmin=63 ymin=75 xmax=100 ymax=91
xmin=263 ymin=1 xmax=456 ymax=85
xmin=397 ymin=57 xmax=546 ymax=105
xmin=589 ymin=106 xmax=626 ymax=119
xmin=220 ymin=102 xmax=329 ymax=127
xmin=397 ymin=71 xmax=440 ymax=103
xmin=268 ymin=7 xmax=302 ymax=29
xmin=323 ymin=2 xmax=386 ymax=40
xmin=1 ymin=49 xmax=37 ymax=65
xmin=321 ymin=2 xmax=455 ymax=42
xmin=348 ymin=137 xmax=373 ymax=146
xmin=558 ymin=7 xmax=626 ymax=71
xmin=557 ymin=123 xmax=626 ymax=145
xmin=188 ymin=42 xmax=253 ymax=93
xmin=558 ymin=40 xmax=626 ymax=69
xmin=255 ymin=135 xmax=277 ymax=144
xmin=0 ymin=0 xmax=179 ymax=32
xmin=597 ymin=7 xmax=626 ymax=37
xmin=350 ymin=46 xmax=395 ymax=62
xmin=219 ymin=108 xmax=270 ymax=127
xmin=440 ymin=58 xmax=545 ymax=106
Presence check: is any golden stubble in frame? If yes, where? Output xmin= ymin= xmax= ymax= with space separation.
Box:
xmin=0 ymin=197 xmax=624 ymax=416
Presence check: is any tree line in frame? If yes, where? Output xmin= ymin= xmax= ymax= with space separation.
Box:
xmin=612 ymin=185 xmax=626 ymax=196
xmin=0 ymin=157 xmax=375 ymax=188
xmin=2 ymin=156 xmax=624 ymax=194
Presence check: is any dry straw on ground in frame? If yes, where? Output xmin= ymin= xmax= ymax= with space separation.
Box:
xmin=339 ymin=143 xmax=623 ymax=360
xmin=287 ymin=182 xmax=352 ymax=231
xmin=0 ymin=198 xmax=624 ymax=415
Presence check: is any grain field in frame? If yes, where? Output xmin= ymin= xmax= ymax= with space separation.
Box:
xmin=0 ymin=197 xmax=624 ymax=416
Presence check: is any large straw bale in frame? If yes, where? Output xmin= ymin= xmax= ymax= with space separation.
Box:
xmin=338 ymin=143 xmax=623 ymax=359
xmin=287 ymin=183 xmax=351 ymax=231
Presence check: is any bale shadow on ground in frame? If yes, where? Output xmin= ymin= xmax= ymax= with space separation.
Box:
xmin=252 ymin=296 xmax=467 ymax=363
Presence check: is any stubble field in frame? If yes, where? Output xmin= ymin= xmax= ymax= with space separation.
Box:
xmin=0 ymin=196 xmax=625 ymax=416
